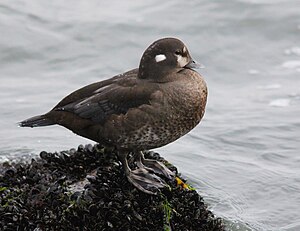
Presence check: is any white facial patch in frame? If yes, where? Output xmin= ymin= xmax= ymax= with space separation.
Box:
xmin=176 ymin=54 xmax=188 ymax=67
xmin=155 ymin=54 xmax=167 ymax=63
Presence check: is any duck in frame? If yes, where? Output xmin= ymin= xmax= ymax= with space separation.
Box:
xmin=20 ymin=37 xmax=208 ymax=194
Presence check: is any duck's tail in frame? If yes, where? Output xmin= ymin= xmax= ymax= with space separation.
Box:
xmin=19 ymin=114 xmax=55 ymax=128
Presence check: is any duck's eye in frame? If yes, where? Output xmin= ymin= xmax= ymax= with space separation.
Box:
xmin=175 ymin=50 xmax=181 ymax=55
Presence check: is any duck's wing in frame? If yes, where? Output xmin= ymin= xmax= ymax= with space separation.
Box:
xmin=19 ymin=69 xmax=139 ymax=128
xmin=53 ymin=69 xmax=160 ymax=125
xmin=53 ymin=69 xmax=137 ymax=108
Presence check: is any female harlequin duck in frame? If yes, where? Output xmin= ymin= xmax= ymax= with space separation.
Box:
xmin=20 ymin=38 xmax=207 ymax=194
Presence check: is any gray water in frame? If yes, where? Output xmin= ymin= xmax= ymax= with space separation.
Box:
xmin=1 ymin=0 xmax=300 ymax=230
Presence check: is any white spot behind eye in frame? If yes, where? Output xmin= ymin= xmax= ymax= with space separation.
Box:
xmin=176 ymin=54 xmax=188 ymax=67
xmin=155 ymin=54 xmax=167 ymax=63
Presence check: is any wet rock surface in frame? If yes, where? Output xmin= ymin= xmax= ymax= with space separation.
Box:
xmin=0 ymin=144 xmax=224 ymax=231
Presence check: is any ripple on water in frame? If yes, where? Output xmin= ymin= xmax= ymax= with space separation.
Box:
xmin=284 ymin=46 xmax=300 ymax=56
xmin=247 ymin=69 xmax=260 ymax=75
xmin=281 ymin=60 xmax=300 ymax=69
xmin=257 ymin=83 xmax=281 ymax=90
xmin=269 ymin=98 xmax=290 ymax=107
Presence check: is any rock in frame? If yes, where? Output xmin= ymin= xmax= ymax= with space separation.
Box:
xmin=0 ymin=144 xmax=224 ymax=231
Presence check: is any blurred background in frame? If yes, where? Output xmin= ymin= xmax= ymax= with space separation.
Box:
xmin=1 ymin=0 xmax=300 ymax=230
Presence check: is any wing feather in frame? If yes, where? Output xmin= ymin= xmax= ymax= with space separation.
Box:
xmin=54 ymin=71 xmax=159 ymax=124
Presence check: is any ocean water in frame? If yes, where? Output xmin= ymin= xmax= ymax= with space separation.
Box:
xmin=1 ymin=0 xmax=300 ymax=230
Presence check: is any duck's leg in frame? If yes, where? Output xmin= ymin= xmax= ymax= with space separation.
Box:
xmin=137 ymin=151 xmax=175 ymax=179
xmin=133 ymin=151 xmax=153 ymax=171
xmin=118 ymin=151 xmax=167 ymax=195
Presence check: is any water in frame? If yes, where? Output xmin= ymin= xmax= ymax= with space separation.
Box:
xmin=1 ymin=0 xmax=300 ymax=230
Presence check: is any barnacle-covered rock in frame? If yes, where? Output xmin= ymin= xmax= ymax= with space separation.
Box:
xmin=0 ymin=144 xmax=224 ymax=230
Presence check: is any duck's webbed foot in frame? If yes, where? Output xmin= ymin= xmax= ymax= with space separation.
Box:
xmin=128 ymin=168 xmax=167 ymax=195
xmin=136 ymin=151 xmax=175 ymax=179
xmin=118 ymin=151 xmax=167 ymax=195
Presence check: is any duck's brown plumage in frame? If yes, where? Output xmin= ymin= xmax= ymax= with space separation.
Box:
xmin=20 ymin=37 xmax=208 ymax=194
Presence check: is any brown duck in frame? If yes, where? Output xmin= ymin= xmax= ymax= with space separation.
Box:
xmin=20 ymin=37 xmax=208 ymax=194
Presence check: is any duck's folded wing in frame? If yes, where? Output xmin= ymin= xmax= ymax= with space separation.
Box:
xmin=54 ymin=80 xmax=159 ymax=125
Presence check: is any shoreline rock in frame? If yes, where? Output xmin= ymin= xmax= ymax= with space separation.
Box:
xmin=0 ymin=144 xmax=224 ymax=231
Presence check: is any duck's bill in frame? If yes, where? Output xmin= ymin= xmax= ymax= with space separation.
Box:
xmin=185 ymin=60 xmax=205 ymax=69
